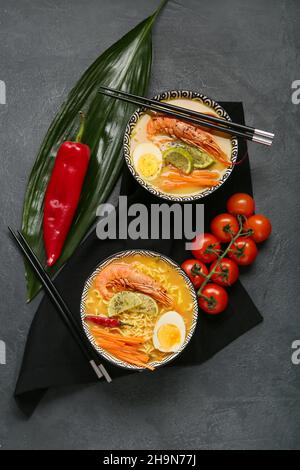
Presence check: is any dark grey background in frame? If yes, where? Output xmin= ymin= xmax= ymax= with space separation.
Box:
xmin=0 ymin=0 xmax=299 ymax=450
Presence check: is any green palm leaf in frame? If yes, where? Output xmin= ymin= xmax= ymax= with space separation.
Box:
xmin=22 ymin=1 xmax=167 ymax=302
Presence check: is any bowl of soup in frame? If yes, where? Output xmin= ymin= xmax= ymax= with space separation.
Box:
xmin=80 ymin=250 xmax=198 ymax=371
xmin=123 ymin=90 xmax=238 ymax=201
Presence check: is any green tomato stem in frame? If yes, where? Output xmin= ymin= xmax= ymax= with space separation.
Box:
xmin=197 ymin=215 xmax=251 ymax=297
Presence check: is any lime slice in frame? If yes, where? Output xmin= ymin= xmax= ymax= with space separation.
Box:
xmin=163 ymin=147 xmax=193 ymax=174
xmin=132 ymin=293 xmax=159 ymax=316
xmin=108 ymin=291 xmax=142 ymax=317
xmin=186 ymin=146 xmax=214 ymax=169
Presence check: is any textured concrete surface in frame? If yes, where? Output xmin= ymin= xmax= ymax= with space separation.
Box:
xmin=0 ymin=0 xmax=300 ymax=450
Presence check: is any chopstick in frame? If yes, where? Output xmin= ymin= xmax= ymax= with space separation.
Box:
xmin=98 ymin=86 xmax=274 ymax=146
xmin=8 ymin=227 xmax=112 ymax=383
xmin=101 ymin=85 xmax=274 ymax=140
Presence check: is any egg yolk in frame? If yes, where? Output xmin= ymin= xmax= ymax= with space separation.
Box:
xmin=136 ymin=154 xmax=160 ymax=179
xmin=157 ymin=323 xmax=181 ymax=350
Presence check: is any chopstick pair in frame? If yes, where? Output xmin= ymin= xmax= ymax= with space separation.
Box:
xmin=8 ymin=227 xmax=112 ymax=383
xmin=98 ymin=85 xmax=274 ymax=146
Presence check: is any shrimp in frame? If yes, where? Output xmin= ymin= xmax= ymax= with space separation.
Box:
xmin=95 ymin=263 xmax=173 ymax=306
xmin=147 ymin=116 xmax=230 ymax=166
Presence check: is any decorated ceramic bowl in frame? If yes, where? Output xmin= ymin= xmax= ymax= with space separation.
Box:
xmin=80 ymin=250 xmax=198 ymax=371
xmin=123 ymin=90 xmax=238 ymax=202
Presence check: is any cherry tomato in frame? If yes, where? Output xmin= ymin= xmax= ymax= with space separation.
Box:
xmin=198 ymin=283 xmax=228 ymax=314
xmin=227 ymin=193 xmax=255 ymax=217
xmin=191 ymin=233 xmax=221 ymax=264
xmin=210 ymin=258 xmax=239 ymax=286
xmin=228 ymin=237 xmax=258 ymax=266
xmin=210 ymin=213 xmax=239 ymax=243
xmin=181 ymin=259 xmax=208 ymax=289
xmin=244 ymin=214 xmax=272 ymax=243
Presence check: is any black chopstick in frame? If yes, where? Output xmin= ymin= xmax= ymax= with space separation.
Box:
xmin=98 ymin=86 xmax=273 ymax=146
xmin=100 ymin=85 xmax=274 ymax=140
xmin=8 ymin=227 xmax=112 ymax=383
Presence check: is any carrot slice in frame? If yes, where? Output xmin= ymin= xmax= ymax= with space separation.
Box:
xmin=87 ymin=323 xmax=154 ymax=370
xmin=159 ymin=179 xmax=218 ymax=190
xmin=163 ymin=169 xmax=219 ymax=179
xmin=116 ymin=353 xmax=155 ymax=371
xmin=192 ymin=169 xmax=220 ymax=178
xmin=96 ymin=341 xmax=145 ymax=356
xmin=88 ymin=327 xmax=145 ymax=344
xmin=97 ymin=343 xmax=154 ymax=369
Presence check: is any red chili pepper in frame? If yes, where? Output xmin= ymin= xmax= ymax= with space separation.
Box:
xmin=85 ymin=315 xmax=128 ymax=328
xmin=43 ymin=112 xmax=90 ymax=267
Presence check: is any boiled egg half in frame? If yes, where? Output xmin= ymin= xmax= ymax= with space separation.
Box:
xmin=153 ymin=311 xmax=186 ymax=353
xmin=132 ymin=143 xmax=162 ymax=181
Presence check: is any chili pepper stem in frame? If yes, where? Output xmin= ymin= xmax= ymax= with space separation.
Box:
xmin=75 ymin=111 xmax=86 ymax=143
